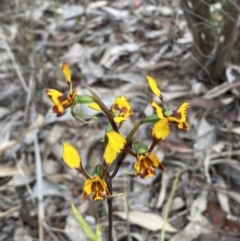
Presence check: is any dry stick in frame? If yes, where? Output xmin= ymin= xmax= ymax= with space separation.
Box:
xmin=32 ymin=107 xmax=44 ymax=241
xmin=160 ymin=169 xmax=181 ymax=241
xmin=0 ymin=28 xmax=29 ymax=93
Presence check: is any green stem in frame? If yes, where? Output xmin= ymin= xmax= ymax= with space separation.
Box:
xmin=85 ymin=85 xmax=118 ymax=132
xmin=126 ymin=120 xmax=142 ymax=141
xmin=76 ymin=163 xmax=90 ymax=179
xmin=69 ymin=82 xmax=73 ymax=94
xmin=125 ymin=146 xmax=136 ymax=157
xmin=160 ymin=169 xmax=181 ymax=241
xmin=148 ymin=137 xmax=159 ymax=153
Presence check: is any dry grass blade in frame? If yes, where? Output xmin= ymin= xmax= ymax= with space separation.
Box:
xmin=31 ymin=108 xmax=44 ymax=241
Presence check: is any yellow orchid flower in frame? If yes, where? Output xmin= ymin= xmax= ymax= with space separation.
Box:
xmin=103 ymin=131 xmax=126 ymax=164
xmin=82 ymin=175 xmax=110 ymax=201
xmin=62 ymin=143 xmax=109 ymax=201
xmin=134 ymin=152 xmax=165 ymax=178
xmin=46 ymin=89 xmax=76 ymax=116
xmin=151 ymin=101 xmax=189 ymax=140
xmin=88 ymin=96 xmax=133 ymax=123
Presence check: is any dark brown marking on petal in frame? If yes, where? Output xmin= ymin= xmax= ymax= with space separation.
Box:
xmin=149 ymin=168 xmax=156 ymax=176
xmin=159 ymin=95 xmax=164 ymax=103
xmin=62 ymin=102 xmax=72 ymax=109
xmin=82 ymin=191 xmax=88 ymax=200
xmin=92 ymin=193 xmax=96 ymax=201
xmin=120 ymin=106 xmax=128 ymax=114
xmin=181 ymin=122 xmax=188 ymax=132
xmin=152 ymin=105 xmax=157 ymax=112
xmin=171 ymin=110 xmax=181 ymax=120
xmin=111 ymin=103 xmax=118 ymax=110
xmin=52 ymin=106 xmax=64 ymax=116
xmin=112 ymin=103 xmax=129 ymax=115
xmin=58 ymin=93 xmax=68 ymax=102
xmin=140 ymin=169 xmax=148 ymax=179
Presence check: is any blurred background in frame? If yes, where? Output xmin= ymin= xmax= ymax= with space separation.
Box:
xmin=0 ymin=0 xmax=240 ymax=241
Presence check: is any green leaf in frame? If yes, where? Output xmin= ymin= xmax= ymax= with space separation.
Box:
xmin=71 ymin=203 xmax=102 ymax=241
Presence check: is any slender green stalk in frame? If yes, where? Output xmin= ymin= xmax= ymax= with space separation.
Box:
xmin=126 ymin=120 xmax=141 ymax=141
xmin=160 ymin=169 xmax=181 ymax=241
xmin=85 ymin=85 xmax=118 ymax=132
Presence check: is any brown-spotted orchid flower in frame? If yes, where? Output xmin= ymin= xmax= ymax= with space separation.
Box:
xmin=62 ymin=143 xmax=110 ymax=201
xmin=88 ymin=96 xmax=133 ymax=123
xmin=46 ymin=60 xmax=77 ymax=116
xmin=147 ymin=75 xmax=189 ymax=140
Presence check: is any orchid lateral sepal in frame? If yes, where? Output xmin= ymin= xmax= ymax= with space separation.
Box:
xmin=71 ymin=106 xmax=97 ymax=123
xmin=85 ymin=85 xmax=118 ymax=132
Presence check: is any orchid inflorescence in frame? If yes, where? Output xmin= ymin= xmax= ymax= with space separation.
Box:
xmin=46 ymin=60 xmax=189 ymax=202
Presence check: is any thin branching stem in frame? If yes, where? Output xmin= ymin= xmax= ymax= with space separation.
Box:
xmin=85 ymin=85 xmax=118 ymax=132
xmin=126 ymin=120 xmax=142 ymax=141
xmin=160 ymin=169 xmax=181 ymax=241
xmin=110 ymin=151 xmax=128 ymax=179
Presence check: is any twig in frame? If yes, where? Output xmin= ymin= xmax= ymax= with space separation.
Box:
xmin=31 ymin=106 xmax=44 ymax=241
xmin=160 ymin=169 xmax=181 ymax=241
xmin=0 ymin=27 xmax=29 ymax=93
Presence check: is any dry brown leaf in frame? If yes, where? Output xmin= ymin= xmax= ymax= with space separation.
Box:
xmin=194 ymin=117 xmax=216 ymax=161
xmin=220 ymin=127 xmax=240 ymax=135
xmin=161 ymin=91 xmax=190 ymax=101
xmin=0 ymin=205 xmax=20 ymax=218
xmin=47 ymin=124 xmax=66 ymax=145
xmin=0 ymin=164 xmax=35 ymax=177
xmin=170 ymin=191 xmax=210 ymax=241
xmin=0 ymin=114 xmax=44 ymax=154
xmin=189 ymin=98 xmax=221 ymax=109
xmin=203 ymin=82 xmax=240 ymax=99
xmin=114 ymin=211 xmax=178 ymax=232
